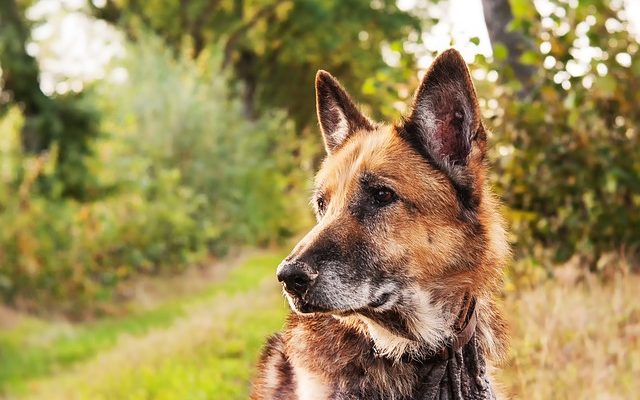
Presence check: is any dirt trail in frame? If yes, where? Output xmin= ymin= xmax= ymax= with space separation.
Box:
xmin=23 ymin=277 xmax=282 ymax=400
xmin=0 ymin=306 xmax=23 ymax=329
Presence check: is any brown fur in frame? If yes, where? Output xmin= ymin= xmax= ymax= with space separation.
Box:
xmin=251 ymin=49 xmax=510 ymax=400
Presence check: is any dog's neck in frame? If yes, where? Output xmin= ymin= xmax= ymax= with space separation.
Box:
xmin=322 ymin=311 xmax=497 ymax=400
xmin=325 ymin=335 xmax=497 ymax=400
xmin=285 ymin=294 xmax=499 ymax=399
xmin=406 ymin=334 xmax=496 ymax=400
xmin=392 ymin=299 xmax=497 ymax=399
xmin=372 ymin=294 xmax=478 ymax=363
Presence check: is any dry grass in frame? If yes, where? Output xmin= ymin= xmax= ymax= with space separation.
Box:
xmin=2 ymin=252 xmax=639 ymax=399
xmin=497 ymin=273 xmax=640 ymax=399
xmin=22 ymin=278 xmax=287 ymax=400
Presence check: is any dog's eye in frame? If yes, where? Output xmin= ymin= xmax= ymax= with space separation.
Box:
xmin=372 ymin=187 xmax=396 ymax=206
xmin=316 ymin=197 xmax=326 ymax=214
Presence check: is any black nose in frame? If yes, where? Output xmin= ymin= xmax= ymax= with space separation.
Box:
xmin=276 ymin=261 xmax=316 ymax=297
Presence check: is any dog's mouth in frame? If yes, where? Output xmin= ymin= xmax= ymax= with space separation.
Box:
xmin=283 ymin=286 xmax=398 ymax=316
xmin=283 ymin=291 xmax=328 ymax=314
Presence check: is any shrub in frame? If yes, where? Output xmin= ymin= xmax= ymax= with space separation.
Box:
xmin=0 ymin=107 xmax=206 ymax=314
xmin=478 ymin=1 xmax=640 ymax=267
xmin=0 ymin=36 xmax=312 ymax=313
xmin=95 ymin=35 xmax=312 ymax=252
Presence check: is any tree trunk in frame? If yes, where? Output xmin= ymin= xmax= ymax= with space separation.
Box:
xmin=1 ymin=0 xmax=99 ymax=198
xmin=0 ymin=0 xmax=56 ymax=151
xmin=480 ymin=0 xmax=536 ymax=95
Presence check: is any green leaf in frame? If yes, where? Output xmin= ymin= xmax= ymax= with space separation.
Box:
xmin=519 ymin=50 xmax=538 ymax=65
xmin=509 ymin=0 xmax=537 ymax=20
xmin=493 ymin=44 xmax=508 ymax=61
xmin=594 ymin=75 xmax=617 ymax=97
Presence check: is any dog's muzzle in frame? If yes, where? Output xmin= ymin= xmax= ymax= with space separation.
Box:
xmin=276 ymin=260 xmax=317 ymax=298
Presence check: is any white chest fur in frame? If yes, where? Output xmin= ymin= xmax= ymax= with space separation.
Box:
xmin=291 ymin=361 xmax=331 ymax=400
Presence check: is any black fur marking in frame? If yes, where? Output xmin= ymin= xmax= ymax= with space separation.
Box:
xmin=275 ymin=353 xmax=295 ymax=399
xmin=298 ymin=233 xmax=345 ymax=269
xmin=357 ymin=308 xmax=416 ymax=340
xmin=253 ymin=334 xmax=296 ymax=399
xmin=347 ymin=172 xmax=401 ymax=223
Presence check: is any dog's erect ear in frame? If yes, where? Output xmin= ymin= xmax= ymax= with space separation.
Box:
xmin=315 ymin=70 xmax=374 ymax=153
xmin=402 ymin=49 xmax=485 ymax=170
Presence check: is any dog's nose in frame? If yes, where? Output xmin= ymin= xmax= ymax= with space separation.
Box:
xmin=276 ymin=261 xmax=316 ymax=297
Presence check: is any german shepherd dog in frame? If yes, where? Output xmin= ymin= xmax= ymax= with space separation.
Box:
xmin=252 ymin=49 xmax=509 ymax=400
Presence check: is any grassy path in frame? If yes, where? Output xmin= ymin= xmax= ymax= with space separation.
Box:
xmin=0 ymin=253 xmax=288 ymax=399
xmin=2 ymin=252 xmax=639 ymax=399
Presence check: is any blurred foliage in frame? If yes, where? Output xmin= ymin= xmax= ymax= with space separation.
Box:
xmin=94 ymin=36 xmax=312 ymax=249
xmin=0 ymin=106 xmax=207 ymax=314
xmin=479 ymin=0 xmax=640 ymax=269
xmin=1 ymin=0 xmax=639 ymax=311
xmin=90 ymin=0 xmax=421 ymax=127
xmin=0 ymin=0 xmax=101 ymax=198
xmin=0 ymin=37 xmax=311 ymax=313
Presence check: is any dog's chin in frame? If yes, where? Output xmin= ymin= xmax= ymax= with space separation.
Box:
xmin=285 ymin=293 xmax=330 ymax=315
xmin=284 ymin=290 xmax=398 ymax=316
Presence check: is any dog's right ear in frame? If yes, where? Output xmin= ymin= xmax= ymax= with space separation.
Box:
xmin=400 ymin=49 xmax=486 ymax=218
xmin=315 ymin=70 xmax=374 ymax=154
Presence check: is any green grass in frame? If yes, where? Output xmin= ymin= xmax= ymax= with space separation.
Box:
xmin=3 ymin=252 xmax=639 ymax=400
xmin=0 ymin=253 xmax=287 ymax=398
xmin=56 ymin=290 xmax=287 ymax=400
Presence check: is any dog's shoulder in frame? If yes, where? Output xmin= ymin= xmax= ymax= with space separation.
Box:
xmin=251 ymin=333 xmax=295 ymax=400
xmin=252 ymin=328 xmax=334 ymax=400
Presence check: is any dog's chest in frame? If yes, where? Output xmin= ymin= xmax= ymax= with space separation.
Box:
xmin=289 ymin=359 xmax=332 ymax=400
xmin=288 ymin=336 xmax=497 ymax=400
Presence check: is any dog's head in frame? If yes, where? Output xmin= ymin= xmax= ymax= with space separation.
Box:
xmin=277 ymin=49 xmax=508 ymax=358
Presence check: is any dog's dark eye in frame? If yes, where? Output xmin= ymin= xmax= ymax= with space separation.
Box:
xmin=316 ymin=197 xmax=326 ymax=214
xmin=372 ymin=187 xmax=396 ymax=206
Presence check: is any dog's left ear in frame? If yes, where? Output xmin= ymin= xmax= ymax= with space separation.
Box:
xmin=402 ymin=49 xmax=486 ymax=172
xmin=316 ymin=70 xmax=374 ymax=154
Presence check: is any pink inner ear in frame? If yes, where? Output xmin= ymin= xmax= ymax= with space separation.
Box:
xmin=434 ymin=102 xmax=468 ymax=164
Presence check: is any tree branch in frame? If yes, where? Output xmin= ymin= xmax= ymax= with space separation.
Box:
xmin=481 ymin=0 xmax=537 ymax=95
xmin=222 ymin=0 xmax=290 ymax=69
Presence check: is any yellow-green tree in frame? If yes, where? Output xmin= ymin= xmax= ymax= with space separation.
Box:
xmin=90 ymin=0 xmax=422 ymax=127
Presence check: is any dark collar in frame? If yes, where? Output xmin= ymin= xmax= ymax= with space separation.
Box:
xmin=436 ymin=297 xmax=478 ymax=361
xmin=412 ymin=297 xmax=496 ymax=399
xmin=413 ymin=333 xmax=496 ymax=400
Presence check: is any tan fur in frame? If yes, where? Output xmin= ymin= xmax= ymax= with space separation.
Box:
xmin=313 ymin=124 xmax=509 ymax=358
xmin=252 ymin=49 xmax=510 ymax=399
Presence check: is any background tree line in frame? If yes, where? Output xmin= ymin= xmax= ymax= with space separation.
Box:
xmin=0 ymin=0 xmax=638 ymax=314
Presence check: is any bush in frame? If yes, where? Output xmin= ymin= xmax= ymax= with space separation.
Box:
xmin=0 ymin=108 xmax=206 ymax=315
xmin=479 ymin=1 xmax=640 ymax=267
xmin=0 ymin=36 xmax=312 ymax=313
xmin=95 ymin=35 xmax=312 ymax=252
